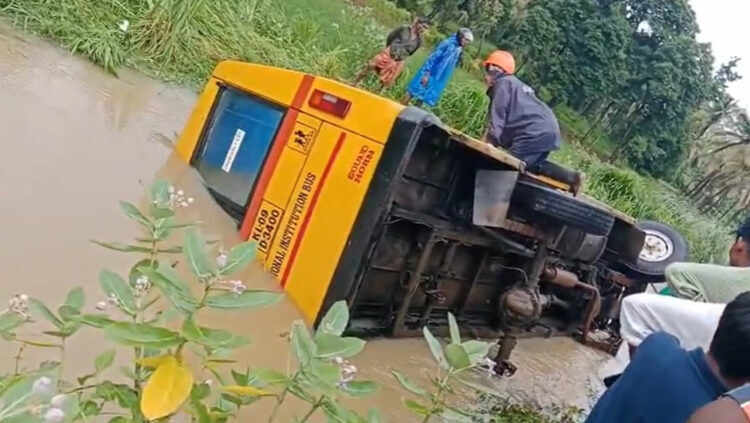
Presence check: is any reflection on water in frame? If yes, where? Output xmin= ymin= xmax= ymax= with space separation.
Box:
xmin=0 ymin=23 xmax=612 ymax=422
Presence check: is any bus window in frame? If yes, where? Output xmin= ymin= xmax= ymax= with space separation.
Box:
xmin=193 ymin=86 xmax=285 ymax=214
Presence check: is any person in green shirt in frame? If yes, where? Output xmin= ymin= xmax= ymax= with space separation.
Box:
xmin=666 ymin=217 xmax=750 ymax=303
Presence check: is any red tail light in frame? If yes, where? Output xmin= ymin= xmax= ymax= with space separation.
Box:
xmin=308 ymin=90 xmax=351 ymax=118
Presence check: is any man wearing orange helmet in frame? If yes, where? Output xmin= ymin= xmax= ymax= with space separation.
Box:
xmin=483 ymin=50 xmax=562 ymax=171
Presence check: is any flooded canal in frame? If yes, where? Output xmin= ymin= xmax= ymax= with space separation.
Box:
xmin=0 ymin=23 xmax=612 ymax=421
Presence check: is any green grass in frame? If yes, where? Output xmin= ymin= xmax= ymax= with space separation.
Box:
xmin=0 ymin=0 xmax=732 ymax=261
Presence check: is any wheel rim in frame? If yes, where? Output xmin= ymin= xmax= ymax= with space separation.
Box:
xmin=639 ymin=229 xmax=674 ymax=263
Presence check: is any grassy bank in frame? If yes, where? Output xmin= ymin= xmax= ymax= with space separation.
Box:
xmin=0 ymin=0 xmax=732 ymax=257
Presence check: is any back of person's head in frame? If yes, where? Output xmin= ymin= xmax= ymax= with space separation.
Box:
xmin=710 ymin=292 xmax=750 ymax=382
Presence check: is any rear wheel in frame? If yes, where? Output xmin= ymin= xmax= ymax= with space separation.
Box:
xmin=630 ymin=220 xmax=689 ymax=276
xmin=511 ymin=180 xmax=615 ymax=236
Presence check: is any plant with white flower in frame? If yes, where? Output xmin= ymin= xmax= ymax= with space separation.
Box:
xmin=391 ymin=312 xmax=495 ymax=422
xmin=254 ymin=301 xmax=380 ymax=422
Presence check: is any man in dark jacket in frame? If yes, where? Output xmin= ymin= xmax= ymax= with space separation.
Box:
xmin=482 ymin=50 xmax=562 ymax=171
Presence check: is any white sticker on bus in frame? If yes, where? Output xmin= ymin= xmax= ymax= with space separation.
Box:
xmin=222 ymin=128 xmax=246 ymax=173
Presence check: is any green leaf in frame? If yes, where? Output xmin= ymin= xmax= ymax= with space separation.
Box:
xmin=91 ymin=240 xmax=182 ymax=254
xmin=95 ymin=350 xmax=116 ymax=373
xmin=94 ymin=381 xmax=138 ymax=409
xmin=340 ymin=380 xmax=378 ymax=397
xmin=422 ymin=327 xmax=446 ymax=368
xmin=29 ymin=298 xmax=63 ymax=328
xmin=120 ymin=201 xmax=152 ymax=228
xmin=444 ymin=344 xmax=471 ymax=370
xmin=184 ymin=229 xmax=215 ymax=278
xmin=150 ymin=180 xmax=171 ymax=207
xmin=78 ymin=400 xmax=101 ymax=419
xmin=315 ymin=334 xmax=365 ymax=358
xmin=79 ymin=314 xmax=114 ymax=328
xmin=462 ymin=340 xmax=490 ymax=364
xmin=182 ymin=318 xmax=249 ymax=349
xmin=58 ymin=305 xmax=80 ymax=321
xmin=191 ymin=382 xmax=211 ymax=401
xmin=218 ymin=241 xmax=257 ymax=276
xmin=448 ymin=312 xmax=461 ymax=345
xmin=151 ymin=206 xmax=175 ymax=220
xmin=290 ymin=320 xmax=316 ymax=366
xmin=254 ymin=368 xmax=289 ymax=385
xmin=98 ymin=270 xmax=136 ymax=315
xmin=142 ymin=265 xmax=198 ymax=314
xmin=204 ymin=290 xmax=282 ymax=310
xmin=105 ymin=322 xmax=182 ymax=348
xmin=403 ymin=399 xmax=430 ymax=416
xmin=0 ymin=312 xmax=26 ymax=334
xmin=309 ymin=359 xmax=340 ymax=388
xmin=316 ymin=301 xmax=349 ymax=337
xmin=64 ymin=287 xmax=85 ymax=311
xmin=391 ymin=370 xmax=426 ymax=396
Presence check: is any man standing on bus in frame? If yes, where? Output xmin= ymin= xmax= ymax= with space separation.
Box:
xmin=482 ymin=50 xmax=562 ymax=172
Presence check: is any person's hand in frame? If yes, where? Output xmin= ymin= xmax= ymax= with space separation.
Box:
xmin=421 ymin=74 xmax=429 ymax=86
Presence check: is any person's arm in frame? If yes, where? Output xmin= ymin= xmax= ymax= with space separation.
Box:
xmin=665 ymin=263 xmax=709 ymax=302
xmin=688 ymin=397 xmax=749 ymax=423
xmin=486 ymin=80 xmax=511 ymax=147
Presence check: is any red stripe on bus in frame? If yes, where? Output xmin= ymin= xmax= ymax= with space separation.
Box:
xmin=239 ymin=75 xmax=315 ymax=240
xmin=281 ymin=132 xmax=346 ymax=287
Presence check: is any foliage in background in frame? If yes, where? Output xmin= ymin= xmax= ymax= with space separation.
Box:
xmin=0 ymin=180 xmax=381 ymax=422
xmin=0 ymin=0 xmax=735 ymax=260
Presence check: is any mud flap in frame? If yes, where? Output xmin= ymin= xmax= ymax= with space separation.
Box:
xmin=473 ymin=170 xmax=518 ymax=227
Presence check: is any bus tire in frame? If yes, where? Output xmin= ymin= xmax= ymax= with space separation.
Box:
xmin=511 ymin=180 xmax=615 ymax=236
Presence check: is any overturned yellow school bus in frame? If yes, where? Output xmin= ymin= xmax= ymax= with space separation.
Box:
xmin=175 ymin=61 xmax=687 ymax=356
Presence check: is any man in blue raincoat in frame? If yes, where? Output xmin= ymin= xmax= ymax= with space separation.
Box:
xmin=402 ymin=28 xmax=474 ymax=107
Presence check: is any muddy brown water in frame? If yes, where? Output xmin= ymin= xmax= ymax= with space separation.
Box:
xmin=0 ymin=23 xmax=614 ymax=421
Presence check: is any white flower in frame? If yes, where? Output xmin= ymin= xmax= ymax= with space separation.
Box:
xmin=50 ymin=394 xmax=68 ymax=408
xmin=133 ymin=275 xmax=152 ymax=298
xmin=177 ymin=190 xmax=184 ymax=196
xmin=187 ymin=197 xmax=195 ymax=204
xmin=8 ymin=294 xmax=30 ymax=318
xmin=168 ymin=186 xmax=175 ymax=194
xmin=44 ymin=408 xmax=65 ymax=423
xmin=118 ymin=20 xmax=129 ymax=33
xmin=95 ymin=301 xmax=108 ymax=311
xmin=32 ymin=377 xmax=54 ymax=396
xmin=216 ymin=253 xmax=228 ymax=268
